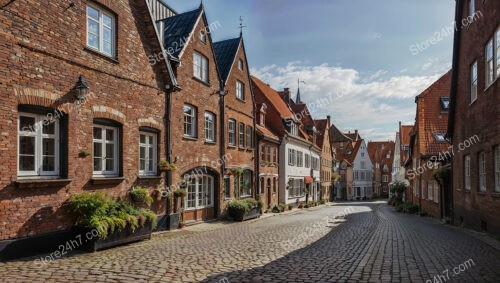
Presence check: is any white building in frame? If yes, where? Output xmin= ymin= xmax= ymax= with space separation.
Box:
xmin=351 ymin=139 xmax=373 ymax=200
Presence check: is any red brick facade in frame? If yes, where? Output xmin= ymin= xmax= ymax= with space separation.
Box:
xmin=448 ymin=1 xmax=500 ymax=235
xmin=0 ymin=0 xmax=169 ymax=241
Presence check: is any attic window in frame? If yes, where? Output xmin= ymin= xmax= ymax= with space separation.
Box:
xmin=200 ymin=31 xmax=207 ymax=43
xmin=238 ymin=59 xmax=243 ymax=70
xmin=440 ymin=97 xmax=450 ymax=111
xmin=434 ymin=133 xmax=446 ymax=143
xmin=346 ymin=150 xmax=352 ymax=155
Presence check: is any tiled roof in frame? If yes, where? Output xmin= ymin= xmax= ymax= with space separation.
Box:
xmin=345 ymin=131 xmax=361 ymax=141
xmin=160 ymin=8 xmax=201 ymax=59
xmin=416 ymin=70 xmax=451 ymax=156
xmin=368 ymin=141 xmax=395 ymax=171
xmin=329 ymin=123 xmax=351 ymax=143
xmin=256 ymin=125 xmax=280 ymax=142
xmin=252 ymin=76 xmax=294 ymax=119
xmin=213 ymin=37 xmax=240 ymax=83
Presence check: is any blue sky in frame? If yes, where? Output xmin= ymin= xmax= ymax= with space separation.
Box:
xmin=165 ymin=0 xmax=456 ymax=141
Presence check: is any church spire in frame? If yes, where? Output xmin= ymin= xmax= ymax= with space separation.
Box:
xmin=296 ymin=78 xmax=305 ymax=104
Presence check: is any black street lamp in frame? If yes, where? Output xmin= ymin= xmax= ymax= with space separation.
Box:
xmin=75 ymin=75 xmax=89 ymax=100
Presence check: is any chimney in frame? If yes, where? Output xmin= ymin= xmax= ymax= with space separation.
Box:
xmin=327 ymin=115 xmax=331 ymax=126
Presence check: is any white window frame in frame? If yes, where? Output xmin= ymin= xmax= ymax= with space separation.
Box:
xmin=93 ymin=124 xmax=119 ymax=177
xmin=479 ymin=152 xmax=486 ymax=192
xmin=185 ymin=175 xmax=214 ymax=210
xmin=18 ymin=113 xmax=60 ymax=177
xmin=236 ymin=80 xmax=245 ymax=101
xmin=290 ymin=123 xmax=298 ymax=136
xmin=288 ymin=149 xmax=296 ymax=166
xmin=193 ymin=52 xmax=209 ymax=82
xmin=139 ymin=132 xmax=157 ymax=176
xmin=495 ymin=146 xmax=500 ymax=192
xmin=228 ymin=119 xmax=236 ymax=146
xmin=297 ymin=151 xmax=303 ymax=167
xmin=240 ymin=170 xmax=253 ymax=197
xmin=238 ymin=122 xmax=245 ymax=148
xmin=486 ymin=39 xmax=495 ymax=87
xmin=469 ymin=0 xmax=475 ymax=18
xmin=465 ymin=155 xmax=471 ymax=191
xmin=86 ymin=4 xmax=115 ymax=57
xmin=428 ymin=182 xmax=433 ymax=201
xmin=200 ymin=30 xmax=207 ymax=43
xmin=496 ymin=28 xmax=500 ymax=80
xmin=184 ymin=104 xmax=197 ymax=138
xmin=305 ymin=154 xmax=310 ymax=168
xmin=246 ymin=125 xmax=253 ymax=149
xmin=204 ymin=112 xmax=215 ymax=142
xmin=470 ymin=61 xmax=478 ymax=103
xmin=382 ymin=175 xmax=388 ymax=182
xmin=434 ymin=182 xmax=439 ymax=204
xmin=238 ymin=59 xmax=243 ymax=70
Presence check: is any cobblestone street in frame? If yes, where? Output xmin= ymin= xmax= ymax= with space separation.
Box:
xmin=1 ymin=201 xmax=499 ymax=282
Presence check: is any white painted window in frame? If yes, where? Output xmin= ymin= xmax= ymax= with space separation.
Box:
xmin=486 ymin=39 xmax=495 ymax=87
xmin=246 ymin=125 xmax=253 ymax=149
xmin=288 ymin=149 xmax=296 ymax=166
xmin=184 ymin=104 xmax=197 ymax=138
xmin=290 ymin=123 xmax=298 ymax=136
xmin=495 ymin=146 xmax=500 ymax=192
xmin=240 ymin=170 xmax=252 ymax=196
xmin=382 ymin=175 xmax=388 ymax=182
xmin=361 ymin=161 xmax=366 ymax=169
xmin=464 ymin=155 xmax=471 ymax=191
xmin=185 ymin=175 xmax=214 ymax=210
xmin=93 ymin=124 xmax=119 ymax=177
xmin=469 ymin=0 xmax=475 ymax=18
xmin=434 ymin=182 xmax=439 ymax=204
xmin=428 ymin=182 xmax=433 ymax=201
xmin=297 ymin=151 xmax=303 ymax=167
xmin=470 ymin=61 xmax=477 ymax=103
xmin=238 ymin=122 xmax=245 ymax=148
xmin=236 ymin=80 xmax=245 ymax=100
xmin=228 ymin=119 xmax=236 ymax=146
xmin=86 ymin=4 xmax=115 ymax=57
xmin=479 ymin=152 xmax=486 ymax=192
xmin=139 ymin=132 xmax=157 ymax=176
xmin=305 ymin=154 xmax=310 ymax=168
xmin=238 ymin=59 xmax=243 ymax=70
xmin=496 ymin=28 xmax=500 ymax=79
xmin=200 ymin=31 xmax=207 ymax=43
xmin=193 ymin=52 xmax=208 ymax=82
xmin=204 ymin=112 xmax=215 ymax=142
xmin=18 ymin=113 xmax=60 ymax=177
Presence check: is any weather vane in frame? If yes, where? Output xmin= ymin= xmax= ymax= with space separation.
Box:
xmin=239 ymin=16 xmax=247 ymax=36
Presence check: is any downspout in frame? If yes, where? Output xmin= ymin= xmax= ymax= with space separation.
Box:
xmin=165 ymin=86 xmax=172 ymax=219
xmin=219 ymin=80 xmax=226 ymax=217
xmin=252 ymin=83 xmax=258 ymax=201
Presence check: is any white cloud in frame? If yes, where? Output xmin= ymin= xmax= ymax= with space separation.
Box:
xmin=250 ymin=62 xmax=442 ymax=141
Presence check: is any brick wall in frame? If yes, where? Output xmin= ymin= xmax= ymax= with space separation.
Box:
xmin=451 ymin=1 xmax=500 ymax=235
xmin=0 ymin=0 xmax=169 ymax=241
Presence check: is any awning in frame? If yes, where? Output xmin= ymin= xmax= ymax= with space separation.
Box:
xmin=304 ymin=176 xmax=314 ymax=184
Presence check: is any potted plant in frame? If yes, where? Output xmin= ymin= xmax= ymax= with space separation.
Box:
xmin=227 ymin=199 xmax=261 ymax=221
xmin=159 ymin=160 xmax=177 ymax=172
xmin=298 ymin=203 xmax=304 ymax=209
xmin=278 ymin=203 xmax=286 ymax=212
xmin=174 ymin=188 xmax=187 ymax=198
xmin=68 ymin=192 xmax=157 ymax=252
xmin=288 ymin=204 xmax=293 ymax=210
xmin=129 ymin=186 xmax=154 ymax=206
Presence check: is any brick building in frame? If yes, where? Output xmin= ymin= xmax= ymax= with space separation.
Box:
xmin=448 ymin=0 xmax=500 ymax=235
xmin=315 ymin=117 xmax=333 ymax=201
xmin=255 ymin=103 xmax=280 ymax=209
xmin=407 ymin=71 xmax=452 ymax=218
xmin=368 ymin=141 xmax=395 ymax=197
xmin=330 ymin=123 xmax=354 ymax=200
xmin=391 ymin=122 xmax=414 ymax=198
xmin=0 ymin=0 xmax=175 ymax=257
xmin=158 ymin=4 xmax=223 ymax=222
xmin=213 ymin=33 xmax=256 ymax=209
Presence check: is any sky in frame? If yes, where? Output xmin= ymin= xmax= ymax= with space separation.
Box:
xmin=165 ymin=0 xmax=456 ymax=141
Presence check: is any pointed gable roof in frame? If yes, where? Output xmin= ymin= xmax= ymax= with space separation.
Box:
xmin=329 ymin=123 xmax=351 ymax=143
xmin=213 ymin=37 xmax=240 ymax=83
xmin=252 ymin=76 xmax=294 ymax=119
xmin=314 ymin=119 xmax=328 ymax=148
xmin=159 ymin=7 xmax=202 ymax=59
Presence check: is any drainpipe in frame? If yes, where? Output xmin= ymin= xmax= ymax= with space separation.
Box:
xmin=165 ymin=85 xmax=173 ymax=230
xmin=219 ymin=81 xmax=226 ymax=217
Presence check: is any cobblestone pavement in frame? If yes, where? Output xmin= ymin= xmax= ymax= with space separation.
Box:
xmin=1 ymin=201 xmax=499 ymax=282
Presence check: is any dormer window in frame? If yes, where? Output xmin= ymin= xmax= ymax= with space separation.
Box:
xmin=200 ymin=31 xmax=207 ymax=43
xmin=290 ymin=123 xmax=298 ymax=136
xmin=238 ymin=59 xmax=243 ymax=70
xmin=434 ymin=133 xmax=446 ymax=143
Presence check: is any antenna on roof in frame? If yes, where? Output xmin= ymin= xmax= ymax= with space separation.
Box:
xmin=239 ymin=16 xmax=247 ymax=37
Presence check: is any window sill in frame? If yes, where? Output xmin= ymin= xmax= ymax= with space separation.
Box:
xmin=227 ymin=145 xmax=237 ymax=149
xmin=492 ymin=193 xmax=500 ymax=198
xmin=192 ymin=76 xmax=210 ymax=87
xmin=91 ymin=177 xmax=125 ymax=185
xmin=84 ymin=47 xmax=119 ymax=64
xmin=137 ymin=175 xmax=162 ymax=180
xmin=236 ymin=98 xmax=246 ymax=103
xmin=484 ymin=77 xmax=499 ymax=92
xmin=15 ymin=178 xmax=72 ymax=189
xmin=183 ymin=136 xmax=198 ymax=141
xmin=477 ymin=191 xmax=486 ymax=196
xmin=238 ymin=147 xmax=246 ymax=151
xmin=185 ymin=205 xmax=214 ymax=211
xmin=205 ymin=140 xmax=216 ymax=145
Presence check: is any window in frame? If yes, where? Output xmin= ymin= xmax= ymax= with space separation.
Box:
xmin=464 ymin=155 xmax=471 ymax=191
xmin=246 ymin=125 xmax=253 ymax=149
xmin=240 ymin=170 xmax=252 ymax=196
xmin=185 ymin=175 xmax=214 ymax=209
xmin=440 ymin=97 xmax=450 ymax=111
xmin=312 ymin=157 xmax=319 ymax=170
xmin=382 ymin=175 xmax=388 ymax=182
xmin=238 ymin=59 xmax=243 ymax=70
xmin=224 ymin=177 xmax=230 ymax=198
xmin=383 ymin=164 xmax=389 ymax=173
xmin=470 ymin=61 xmax=478 ymax=103
xmin=139 ymin=132 xmax=157 ymax=176
xmin=236 ymin=80 xmax=245 ymax=100
xmin=290 ymin=123 xmax=298 ymax=136
xmin=495 ymin=146 xmax=500 ymax=192
xmin=297 ymin=151 xmax=303 ymax=167
xmin=361 ymin=152 xmax=365 ymax=157
xmin=272 ymin=147 xmax=277 ymax=163
xmin=486 ymin=39 xmax=494 ymax=86
xmin=184 ymin=105 xmax=197 ymax=138
xmin=204 ymin=112 xmax=215 ymax=142
xmin=479 ymin=152 xmax=486 ymax=192
xmin=360 ymin=161 xmax=366 ymax=170
xmin=18 ymin=113 xmax=60 ymax=176
xmin=87 ymin=5 xmax=115 ymax=57
xmin=496 ymin=28 xmax=500 ymax=79
xmin=434 ymin=182 xmax=439 ymax=203
xmin=238 ymin=123 xmax=245 ymax=148
xmin=228 ymin=119 xmax=236 ymax=146
xmin=93 ymin=124 xmax=119 ymax=176
xmin=434 ymin=133 xmax=446 ymax=143
xmin=288 ymin=149 xmax=296 ymax=166
xmin=428 ymin=182 xmax=433 ymax=201
xmin=305 ymin=154 xmax=310 ymax=168
xmin=469 ymin=0 xmax=475 ymax=18
xmin=266 ymin=145 xmax=271 ymax=162
xmin=273 ymin=178 xmax=277 ymax=193
xmin=193 ymin=52 xmax=208 ymax=82
xmin=200 ymin=31 xmax=207 ymax=43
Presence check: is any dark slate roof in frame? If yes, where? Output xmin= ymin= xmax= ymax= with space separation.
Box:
xmin=159 ymin=8 xmax=201 ymax=59
xmin=213 ymin=37 xmax=241 ymax=83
